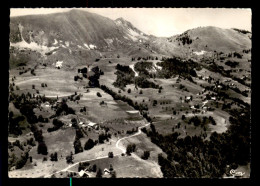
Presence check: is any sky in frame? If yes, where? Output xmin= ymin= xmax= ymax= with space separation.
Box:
xmin=10 ymin=8 xmax=251 ymax=37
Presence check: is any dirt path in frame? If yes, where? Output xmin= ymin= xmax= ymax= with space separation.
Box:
xmin=115 ymin=123 xmax=150 ymax=153
xmin=44 ymin=123 xmax=151 ymax=178
xmin=129 ymin=64 xmax=139 ymax=77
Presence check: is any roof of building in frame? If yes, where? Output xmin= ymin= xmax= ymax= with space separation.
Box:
xmin=79 ymin=170 xmax=85 ymax=177
xmin=88 ymin=122 xmax=97 ymax=127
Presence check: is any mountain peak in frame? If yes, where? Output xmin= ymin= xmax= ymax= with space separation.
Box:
xmin=115 ymin=17 xmax=132 ymax=26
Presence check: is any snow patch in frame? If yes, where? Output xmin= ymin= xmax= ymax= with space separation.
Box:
xmin=104 ymin=38 xmax=113 ymax=45
xmin=77 ymin=45 xmax=83 ymax=49
xmin=128 ymin=28 xmax=140 ymax=37
xmin=193 ymin=50 xmax=207 ymax=55
xmin=10 ymin=40 xmax=58 ymax=56
xmin=83 ymin=43 xmax=90 ymax=49
xmin=89 ymin=44 xmax=97 ymax=50
xmin=10 ymin=23 xmax=58 ymax=56
xmin=126 ymin=110 xmax=139 ymax=114
xmin=127 ymin=34 xmax=138 ymax=41
xmin=55 ymin=61 xmax=63 ymax=68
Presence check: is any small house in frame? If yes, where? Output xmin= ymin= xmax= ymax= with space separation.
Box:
xmin=104 ymin=168 xmax=110 ymax=175
xmin=211 ymin=97 xmax=216 ymax=101
xmin=87 ymin=122 xmax=98 ymax=129
xmin=79 ymin=170 xmax=89 ymax=177
xmin=186 ymin=96 xmax=191 ymax=101
xmin=202 ymin=106 xmax=208 ymax=110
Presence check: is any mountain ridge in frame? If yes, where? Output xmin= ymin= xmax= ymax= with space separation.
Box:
xmin=9 ymin=9 xmax=251 ymax=68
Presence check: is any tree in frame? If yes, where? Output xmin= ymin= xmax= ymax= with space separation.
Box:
xmin=126 ymin=144 xmax=135 ymax=155
xmin=98 ymin=133 xmax=108 ymax=143
xmin=96 ymin=168 xmax=102 ymax=178
xmin=132 ymin=144 xmax=136 ymax=152
xmin=38 ymin=115 xmax=44 ymax=122
xmin=97 ymin=92 xmax=102 ymax=97
xmin=74 ymin=138 xmax=83 ymax=154
xmin=141 ymin=151 xmax=150 ymax=160
xmin=15 ymin=152 xmax=29 ymax=169
xmin=76 ymin=129 xmax=84 ymax=139
xmin=108 ymin=152 xmax=114 ymax=158
xmin=31 ymin=69 xmax=36 ymax=75
xmin=50 ymin=152 xmax=58 ymax=161
xmin=84 ymin=139 xmax=95 ymax=150
xmin=92 ymin=164 xmax=97 ymax=172
xmin=127 ymin=88 xmax=131 ymax=93
xmin=109 ymin=164 xmax=113 ymax=171
xmin=110 ymin=171 xmax=116 ymax=178
xmin=10 ymin=84 xmax=14 ymax=91
xmin=66 ymin=154 xmax=73 ymax=164
xmin=37 ymin=142 xmax=48 ymax=155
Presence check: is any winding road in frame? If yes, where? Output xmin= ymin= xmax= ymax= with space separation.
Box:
xmin=44 ymin=122 xmax=150 ymax=178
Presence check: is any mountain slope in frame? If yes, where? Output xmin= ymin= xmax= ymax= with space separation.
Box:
xmin=9 ymin=10 xmax=251 ymax=69
xmin=168 ymin=26 xmax=251 ymax=52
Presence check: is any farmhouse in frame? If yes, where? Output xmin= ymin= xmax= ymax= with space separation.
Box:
xmin=126 ymin=110 xmax=139 ymax=114
xmin=26 ymin=132 xmax=33 ymax=136
xmin=211 ymin=97 xmax=216 ymax=101
xmin=79 ymin=170 xmax=89 ymax=177
xmin=186 ymin=96 xmax=191 ymax=101
xmin=87 ymin=122 xmax=98 ymax=129
xmin=104 ymin=168 xmax=110 ymax=174
xmin=202 ymin=106 xmax=208 ymax=110
xmin=79 ymin=121 xmax=84 ymax=125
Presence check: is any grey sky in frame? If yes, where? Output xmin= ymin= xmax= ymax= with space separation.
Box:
xmin=10 ymin=8 xmax=251 ymax=37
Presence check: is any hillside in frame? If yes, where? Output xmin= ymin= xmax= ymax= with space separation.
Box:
xmin=8 ymin=9 xmax=251 ymax=179
xmin=168 ymin=26 xmax=251 ymax=52
xmin=10 ymin=10 xmax=251 ymax=69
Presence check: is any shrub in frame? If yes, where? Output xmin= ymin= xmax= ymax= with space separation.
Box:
xmin=108 ymin=152 xmax=114 ymax=158
xmin=84 ymin=139 xmax=95 ymax=150
xmin=37 ymin=142 xmax=48 ymax=155
xmin=74 ymin=138 xmax=83 ymax=154
xmin=141 ymin=151 xmax=150 ymax=160
xmin=97 ymin=92 xmax=102 ymax=97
